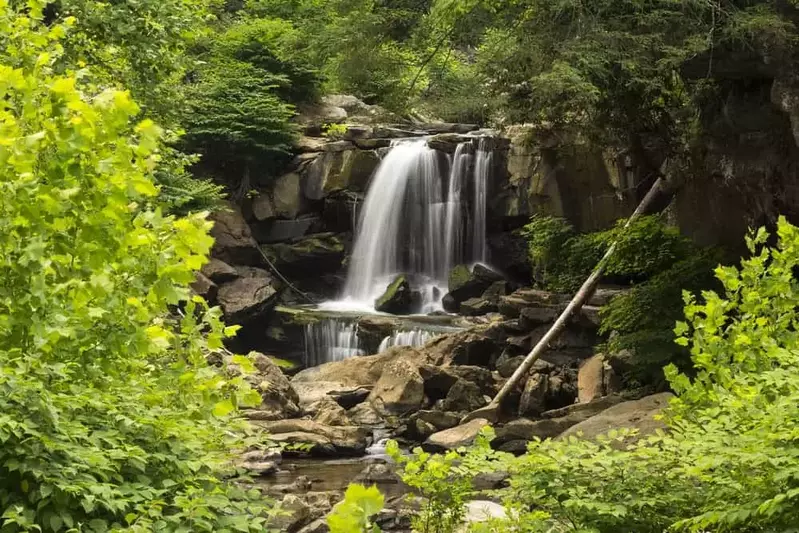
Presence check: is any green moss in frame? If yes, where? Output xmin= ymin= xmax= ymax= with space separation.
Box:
xmin=448 ymin=264 xmax=472 ymax=292
xmin=375 ymin=275 xmax=408 ymax=310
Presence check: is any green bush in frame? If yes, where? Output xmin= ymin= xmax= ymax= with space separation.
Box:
xmin=0 ymin=4 xmax=271 ymax=530
xmin=523 ymin=214 xmax=718 ymax=382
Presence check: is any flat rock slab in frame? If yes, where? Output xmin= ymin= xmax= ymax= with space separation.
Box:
xmin=423 ymin=418 xmax=491 ymax=451
xmin=558 ymin=392 xmax=674 ymax=442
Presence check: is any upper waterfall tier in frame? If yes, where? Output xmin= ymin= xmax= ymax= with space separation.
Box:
xmin=334 ymin=137 xmax=494 ymax=312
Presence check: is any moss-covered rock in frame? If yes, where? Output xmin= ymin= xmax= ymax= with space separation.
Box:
xmin=374 ymin=275 xmax=416 ymax=314
xmin=445 ymin=263 xmax=506 ymax=308
xmin=262 ymin=233 xmax=345 ymax=278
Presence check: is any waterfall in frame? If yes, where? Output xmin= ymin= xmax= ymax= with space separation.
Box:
xmin=472 ymin=138 xmax=492 ymax=262
xmin=341 ymin=140 xmax=441 ymax=305
xmin=330 ymin=136 xmax=493 ymax=313
xmin=378 ymin=328 xmax=438 ymax=353
xmin=304 ymin=318 xmax=363 ymax=367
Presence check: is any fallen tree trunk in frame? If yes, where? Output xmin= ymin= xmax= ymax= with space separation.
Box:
xmin=462 ymin=177 xmax=668 ymax=424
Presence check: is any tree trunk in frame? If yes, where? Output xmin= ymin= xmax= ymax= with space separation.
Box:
xmin=462 ymin=177 xmax=668 ymax=424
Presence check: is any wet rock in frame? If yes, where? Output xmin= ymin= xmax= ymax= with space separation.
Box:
xmin=442 ymin=293 xmax=459 ymax=313
xmin=459 ymin=297 xmax=498 ymax=316
xmin=190 ymin=272 xmax=217 ymax=302
xmin=210 ymin=203 xmax=262 ymax=266
xmin=217 ymin=267 xmax=279 ymax=324
xmin=424 ymin=418 xmax=491 ymax=452
xmin=375 ymin=275 xmax=416 ymax=314
xmin=356 ymin=316 xmax=399 ymax=354
xmin=558 ymin=393 xmax=674 ymax=442
xmin=445 ymin=264 xmax=505 ymax=307
xmin=258 ymin=419 xmax=371 ymax=456
xmin=442 ymin=380 xmax=486 ymax=412
xmin=201 ymin=258 xmax=239 ymax=284
xmin=368 ymin=356 xmax=425 ymax=416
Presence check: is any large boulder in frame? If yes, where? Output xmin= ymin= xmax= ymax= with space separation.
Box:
xmin=425 ymin=331 xmax=500 ymax=367
xmin=257 ymin=419 xmax=371 ymax=456
xmin=558 ymin=393 xmax=674 ymax=442
xmin=419 ymin=364 xmax=495 ymax=400
xmin=374 ymin=275 xmax=417 ymax=314
xmin=367 ymin=354 xmax=426 ymax=416
xmin=216 ymin=267 xmax=279 ymax=323
xmin=356 ymin=316 xmax=399 ymax=354
xmin=236 ymin=352 xmax=301 ymax=421
xmin=263 ymin=233 xmax=345 ymax=279
xmin=445 ymin=264 xmax=505 ymax=307
xmin=210 ymin=204 xmax=263 ymax=266
xmin=577 ymin=354 xmax=621 ymax=403
xmin=424 ymin=418 xmax=490 ymax=452
xmin=442 ymin=379 xmax=486 ymax=412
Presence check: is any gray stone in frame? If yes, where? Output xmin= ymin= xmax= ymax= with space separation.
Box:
xmin=460 ymin=298 xmax=498 ymax=316
xmin=258 ymin=419 xmax=371 ymax=456
xmin=347 ymin=402 xmax=385 ymax=426
xmin=210 ymin=203 xmax=262 ymax=266
xmin=217 ymin=268 xmax=278 ymax=323
xmin=558 ymin=393 xmax=674 ymax=442
xmin=416 ymin=410 xmax=462 ymax=431
xmin=442 ymin=380 xmax=486 ymax=412
xmin=296 ymin=519 xmax=329 ymax=533
xmin=518 ymin=374 xmax=549 ymax=417
xmin=270 ymin=494 xmax=312 ymax=533
xmin=201 ymin=258 xmax=239 ymax=284
xmin=190 ymin=272 xmax=217 ymax=301
xmin=272 ymin=172 xmax=304 ymax=219
xmin=367 ymin=356 xmax=425 ymax=416
xmin=424 ymin=418 xmax=491 ymax=451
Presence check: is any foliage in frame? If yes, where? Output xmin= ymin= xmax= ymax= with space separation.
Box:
xmin=523 ymin=214 xmax=718 ymax=382
xmin=327 ymin=484 xmax=385 ymax=533
xmin=368 ymin=218 xmax=799 ymax=532
xmin=387 ymin=430 xmax=505 ymax=533
xmin=0 ymin=3 xmax=272 ymax=530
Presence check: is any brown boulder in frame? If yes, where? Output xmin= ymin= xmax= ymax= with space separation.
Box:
xmin=558 ymin=393 xmax=674 ymax=442
xmin=424 ymin=418 xmax=491 ymax=451
xmin=368 ymin=354 xmax=425 ymax=416
xmin=216 ymin=267 xmax=279 ymax=323
xmin=210 ymin=204 xmax=262 ymax=266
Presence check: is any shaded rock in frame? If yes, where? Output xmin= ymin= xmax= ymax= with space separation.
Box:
xmin=472 ymin=471 xmax=510 ymax=491
xmin=303 ymin=149 xmax=380 ymax=200
xmin=419 ymin=123 xmax=479 ymax=134
xmin=442 ymin=380 xmax=486 ymax=412
xmin=460 ymin=298 xmax=497 ymax=316
xmin=259 ymin=419 xmax=371 ymax=456
xmin=201 ymin=258 xmax=239 ymax=284
xmin=354 ymin=138 xmax=392 ymax=149
xmin=356 ymin=316 xmax=399 ymax=354
xmin=420 ymin=364 xmax=495 ymax=399
xmin=295 ymin=136 xmax=328 ymax=153
xmin=424 ymin=418 xmax=490 ymax=452
xmin=482 ymin=281 xmax=510 ymax=303
xmin=588 ymin=287 xmax=627 ymax=306
xmin=217 ymin=267 xmax=279 ymax=323
xmin=190 ymin=272 xmax=217 ymax=302
xmin=375 ymin=275 xmax=416 ymax=314
xmin=518 ymin=374 xmax=549 ymax=417
xmin=426 ymin=332 xmax=499 ymax=367
xmin=519 ymin=305 xmax=560 ymax=328
xmin=404 ymin=417 xmax=438 ymax=441
xmin=322 ymin=140 xmax=355 ymax=152
xmin=416 ymin=410 xmax=462 ymax=431
xmin=442 ymin=293 xmax=459 ymax=313
xmin=263 ymin=233 xmax=345 ymax=279
xmin=446 ymin=264 xmax=505 ymax=306
xmin=487 ymin=232 xmax=532 ymax=282
xmin=329 ymin=387 xmax=372 ymax=409
xmin=499 ymin=289 xmax=568 ymax=318
xmin=558 ymin=393 xmax=674 ymax=442
xmin=368 ymin=356 xmax=425 ymax=416
xmin=210 ymin=204 xmax=262 ymax=266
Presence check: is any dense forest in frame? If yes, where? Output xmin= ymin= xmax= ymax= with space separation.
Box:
xmin=3 ymin=0 xmax=799 ymax=531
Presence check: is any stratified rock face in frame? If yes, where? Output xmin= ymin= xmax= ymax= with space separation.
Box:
xmin=263 ymin=233 xmax=345 ymax=279
xmin=216 ymin=267 xmax=279 ymax=324
xmin=424 ymin=418 xmax=490 ymax=451
xmin=558 ymin=392 xmax=674 ymax=442
xmin=210 ymin=204 xmax=263 ymax=266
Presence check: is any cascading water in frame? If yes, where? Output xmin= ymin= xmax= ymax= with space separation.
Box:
xmin=320 ymin=135 xmax=493 ymax=316
xmin=304 ymin=318 xmax=363 ymax=367
xmin=377 ymin=328 xmax=438 ymax=353
xmin=472 ymin=138 xmax=492 ymax=262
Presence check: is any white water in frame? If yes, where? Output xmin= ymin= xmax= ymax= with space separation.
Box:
xmin=377 ymin=328 xmax=438 ymax=353
xmin=323 ymin=137 xmax=493 ymax=315
xmin=472 ymin=138 xmax=492 ymax=262
xmin=304 ymin=318 xmax=363 ymax=367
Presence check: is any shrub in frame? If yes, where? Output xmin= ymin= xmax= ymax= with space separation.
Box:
xmin=0 ymin=4 xmax=270 ymax=530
